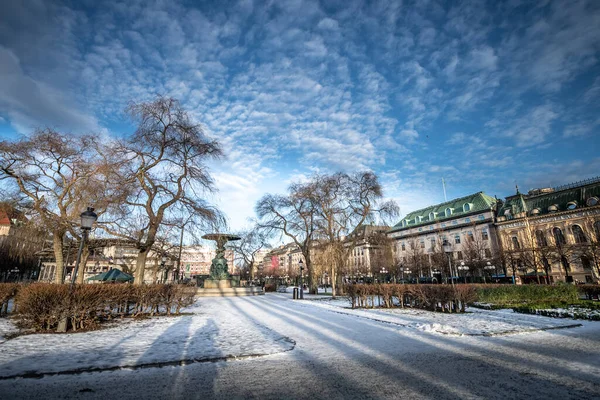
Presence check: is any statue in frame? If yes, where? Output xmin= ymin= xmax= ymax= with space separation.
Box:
xmin=202 ymin=233 xmax=241 ymax=282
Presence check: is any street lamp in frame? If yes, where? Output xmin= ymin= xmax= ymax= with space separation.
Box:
xmin=484 ymin=261 xmax=495 ymax=284
xmin=380 ymin=267 xmax=388 ymax=283
xmin=457 ymin=261 xmax=469 ymax=284
xmin=402 ymin=268 xmax=411 ymax=282
xmin=161 ymin=256 xmax=167 ymax=283
xmin=298 ymin=259 xmax=304 ymax=299
xmin=70 ymin=207 xmax=98 ymax=288
xmin=442 ymin=241 xmax=455 ymax=287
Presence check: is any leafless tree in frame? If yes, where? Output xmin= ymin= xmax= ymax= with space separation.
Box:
xmin=102 ymin=97 xmax=225 ymax=284
xmin=256 ymin=181 xmax=317 ymax=290
xmin=230 ymin=227 xmax=271 ymax=280
xmin=0 ymin=129 xmax=116 ymax=283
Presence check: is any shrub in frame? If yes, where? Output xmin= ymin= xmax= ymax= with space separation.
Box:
xmin=264 ymin=283 xmax=276 ymax=292
xmin=0 ymin=283 xmax=20 ymax=316
xmin=578 ymin=284 xmax=600 ymax=300
xmin=14 ymin=283 xmax=197 ymax=332
xmin=475 ymin=284 xmax=579 ymax=307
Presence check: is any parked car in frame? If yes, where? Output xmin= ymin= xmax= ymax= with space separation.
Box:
xmin=277 ymin=285 xmax=288 ymax=293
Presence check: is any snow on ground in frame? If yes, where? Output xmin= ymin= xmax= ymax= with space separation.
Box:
xmin=0 ymin=298 xmax=294 ymax=378
xmin=0 ymin=293 xmax=599 ymax=399
xmin=0 ymin=318 xmax=18 ymax=344
xmin=296 ymin=294 xmax=585 ymax=336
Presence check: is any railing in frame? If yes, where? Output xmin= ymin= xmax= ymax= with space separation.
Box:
xmin=553 ymin=176 xmax=600 ymax=192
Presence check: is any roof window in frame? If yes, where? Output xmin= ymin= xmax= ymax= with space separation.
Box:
xmin=586 ymin=197 xmax=598 ymax=207
xmin=566 ymin=201 xmax=577 ymax=210
xmin=548 ymin=204 xmax=559 ymax=213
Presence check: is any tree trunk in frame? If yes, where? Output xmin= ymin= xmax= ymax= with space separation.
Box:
xmin=331 ymin=264 xmax=337 ymax=298
xmin=134 ymin=248 xmax=150 ymax=285
xmin=76 ymin=244 xmax=90 ymax=284
xmin=53 ymin=231 xmax=65 ymax=284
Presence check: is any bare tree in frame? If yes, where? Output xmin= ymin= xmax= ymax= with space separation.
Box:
xmin=102 ymin=97 xmax=225 ymax=284
xmin=0 ymin=129 xmax=114 ymax=283
xmin=309 ymin=172 xmax=398 ymax=296
xmin=256 ymin=181 xmax=317 ymax=290
xmin=230 ymin=227 xmax=271 ymax=280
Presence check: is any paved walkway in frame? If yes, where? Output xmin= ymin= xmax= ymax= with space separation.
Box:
xmin=1 ymin=294 xmax=599 ymax=399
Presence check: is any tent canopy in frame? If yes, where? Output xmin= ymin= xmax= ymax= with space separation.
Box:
xmin=87 ymin=268 xmax=133 ymax=282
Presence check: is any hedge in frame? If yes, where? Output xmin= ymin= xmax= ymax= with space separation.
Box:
xmin=474 ymin=284 xmax=579 ymax=307
xmin=10 ymin=283 xmax=197 ymax=332
xmin=345 ymin=284 xmax=477 ymax=313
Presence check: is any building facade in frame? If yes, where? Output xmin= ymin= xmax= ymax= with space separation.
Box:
xmin=388 ymin=192 xmax=501 ymax=282
xmin=496 ymin=179 xmax=600 ymax=284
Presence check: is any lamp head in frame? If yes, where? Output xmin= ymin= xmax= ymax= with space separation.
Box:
xmin=80 ymin=207 xmax=98 ymax=230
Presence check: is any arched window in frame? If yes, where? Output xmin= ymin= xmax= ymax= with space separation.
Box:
xmin=531 ymin=208 xmax=541 ymax=216
xmin=445 ymin=208 xmax=452 ymax=217
xmin=571 ymin=225 xmax=587 ymax=243
xmin=581 ymin=256 xmax=591 ymax=270
xmin=504 ymin=209 xmax=512 ymax=218
xmin=586 ymin=197 xmax=599 ymax=207
xmin=429 ymin=212 xmax=435 ymax=220
xmin=463 ymin=203 xmax=471 ymax=212
xmin=511 ymin=236 xmax=520 ymax=249
xmin=548 ymin=204 xmax=559 ymax=213
xmin=553 ymin=227 xmax=566 ymax=246
xmin=536 ymin=230 xmax=547 ymax=247
xmin=566 ymin=201 xmax=577 ymax=210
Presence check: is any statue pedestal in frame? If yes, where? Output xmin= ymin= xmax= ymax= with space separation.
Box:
xmin=204 ymin=279 xmax=232 ymax=289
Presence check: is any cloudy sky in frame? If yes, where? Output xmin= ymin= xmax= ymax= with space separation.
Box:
xmin=1 ymin=0 xmax=599 ymax=231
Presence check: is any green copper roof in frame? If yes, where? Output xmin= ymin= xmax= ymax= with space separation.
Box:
xmin=498 ymin=179 xmax=600 ymax=218
xmin=390 ymin=192 xmax=497 ymax=232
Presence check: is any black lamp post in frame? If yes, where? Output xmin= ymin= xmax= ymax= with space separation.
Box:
xmin=161 ymin=256 xmax=167 ymax=283
xmin=299 ymin=259 xmax=304 ymax=299
xmin=70 ymin=207 xmax=98 ymax=288
xmin=458 ymin=261 xmax=469 ymax=284
xmin=442 ymin=241 xmax=455 ymax=287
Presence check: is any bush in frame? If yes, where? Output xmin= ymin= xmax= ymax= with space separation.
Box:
xmin=578 ymin=284 xmax=600 ymax=300
xmin=264 ymin=283 xmax=277 ymax=292
xmin=14 ymin=283 xmax=197 ymax=333
xmin=475 ymin=284 xmax=579 ymax=307
xmin=344 ymin=284 xmax=477 ymax=313
xmin=0 ymin=283 xmax=20 ymax=316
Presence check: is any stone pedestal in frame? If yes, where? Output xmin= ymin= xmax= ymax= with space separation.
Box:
xmin=203 ymin=279 xmax=232 ymax=289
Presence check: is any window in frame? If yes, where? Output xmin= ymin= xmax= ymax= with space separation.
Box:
xmin=581 ymin=256 xmax=591 ymax=270
xmin=504 ymin=209 xmax=512 ymax=219
xmin=548 ymin=204 xmax=559 ymax=213
xmin=587 ymin=197 xmax=599 ymax=207
xmin=595 ymin=221 xmax=600 ymax=242
xmin=401 ymin=243 xmax=406 ymax=251
xmin=430 ymin=238 xmax=436 ymax=248
xmin=429 ymin=212 xmax=435 ymax=221
xmin=420 ymin=240 xmax=425 ymax=249
xmin=531 ymin=208 xmax=540 ymax=216
xmin=452 ymin=220 xmax=458 ymax=225
xmin=572 ymin=225 xmax=587 ymax=243
xmin=536 ymin=230 xmax=548 ymax=247
xmin=463 ymin=203 xmax=471 ymax=212
xmin=455 ymin=235 xmax=461 ymax=244
xmin=566 ymin=201 xmax=577 ymax=210
xmin=467 ymin=232 xmax=474 ymax=242
xmin=410 ymin=242 xmax=414 ymax=250
xmin=482 ymin=231 xmax=489 ymax=240
xmin=465 ymin=217 xmax=471 ymax=223
xmin=553 ymin=227 xmax=566 ymax=245
xmin=478 ymin=215 xmax=485 ymax=220
xmin=484 ymin=248 xmax=492 ymax=258
xmin=445 ymin=207 xmax=452 ymax=217
xmin=418 ymin=228 xmax=423 ymax=232
xmin=511 ymin=236 xmax=520 ymax=249
xmin=457 ymin=251 xmax=463 ymax=260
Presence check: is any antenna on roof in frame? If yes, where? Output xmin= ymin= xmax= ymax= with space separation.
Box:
xmin=442 ymin=178 xmax=448 ymax=202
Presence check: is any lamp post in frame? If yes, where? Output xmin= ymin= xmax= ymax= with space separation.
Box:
xmin=380 ymin=267 xmax=388 ymax=283
xmin=160 ymin=256 xmax=166 ymax=283
xmin=457 ymin=261 xmax=469 ymax=284
xmin=484 ymin=261 xmax=495 ymax=284
xmin=298 ymin=259 xmax=304 ymax=299
xmin=442 ymin=241 xmax=455 ymax=287
xmin=402 ymin=268 xmax=411 ymax=282
xmin=70 ymin=207 xmax=98 ymax=288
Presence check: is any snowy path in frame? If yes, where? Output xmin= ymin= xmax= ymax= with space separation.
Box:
xmin=1 ymin=293 xmax=600 ymax=399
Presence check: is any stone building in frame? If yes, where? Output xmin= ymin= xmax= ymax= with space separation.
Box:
xmin=496 ymin=178 xmax=600 ymax=284
xmin=388 ymin=192 xmax=500 ymax=282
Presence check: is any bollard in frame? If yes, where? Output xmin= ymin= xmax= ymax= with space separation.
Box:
xmin=293 ymin=287 xmax=298 ymax=299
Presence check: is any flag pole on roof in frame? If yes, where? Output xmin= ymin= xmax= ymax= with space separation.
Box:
xmin=442 ymin=178 xmax=447 ymax=202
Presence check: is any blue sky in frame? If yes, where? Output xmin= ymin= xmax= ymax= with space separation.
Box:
xmin=1 ymin=0 xmax=599 ymax=231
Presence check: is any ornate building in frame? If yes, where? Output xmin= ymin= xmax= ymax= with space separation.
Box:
xmin=388 ymin=192 xmax=500 ymax=282
xmin=496 ymin=178 xmax=600 ymax=284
